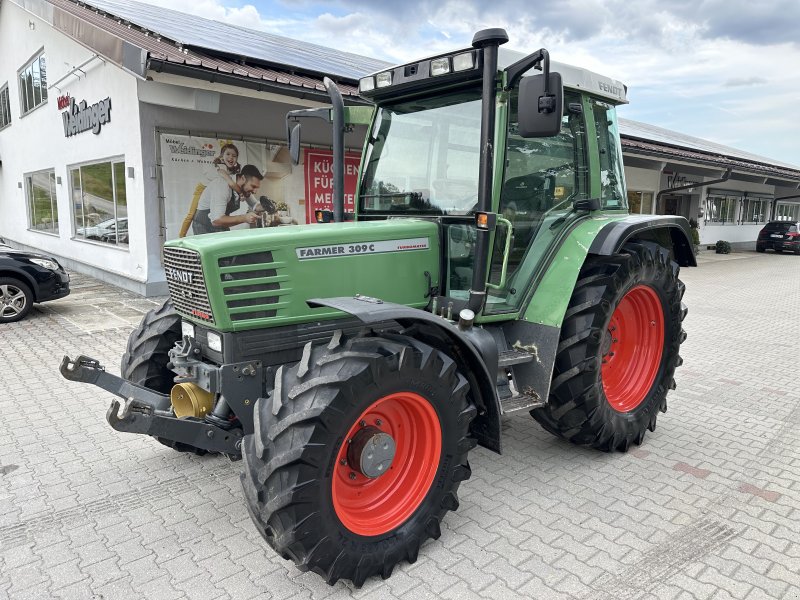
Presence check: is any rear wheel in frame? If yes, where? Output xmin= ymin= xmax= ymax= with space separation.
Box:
xmin=0 ymin=278 xmax=33 ymax=323
xmin=241 ymin=334 xmax=476 ymax=586
xmin=120 ymin=300 xmax=210 ymax=455
xmin=532 ymin=241 xmax=686 ymax=451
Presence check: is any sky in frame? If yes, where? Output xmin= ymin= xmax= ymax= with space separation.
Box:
xmin=135 ymin=0 xmax=800 ymax=167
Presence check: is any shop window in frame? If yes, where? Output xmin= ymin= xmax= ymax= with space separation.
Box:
xmin=739 ymin=197 xmax=768 ymax=224
xmin=775 ymin=202 xmax=800 ymax=221
xmin=592 ymin=100 xmax=626 ymax=209
xmin=627 ymin=191 xmax=653 ymax=214
xmin=0 ymin=83 xmax=11 ymax=129
xmin=70 ymin=159 xmax=128 ymax=247
xmin=25 ymin=169 xmax=59 ymax=234
xmin=705 ymin=195 xmax=738 ymax=224
xmin=19 ymin=52 xmax=48 ymax=116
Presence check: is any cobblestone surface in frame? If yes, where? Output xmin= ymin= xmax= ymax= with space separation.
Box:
xmin=1 ymin=253 xmax=799 ymax=599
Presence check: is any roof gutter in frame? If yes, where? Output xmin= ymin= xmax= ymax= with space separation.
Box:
xmin=149 ymin=59 xmax=370 ymax=105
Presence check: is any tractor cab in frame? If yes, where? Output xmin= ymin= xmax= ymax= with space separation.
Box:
xmin=293 ymin=30 xmax=630 ymax=320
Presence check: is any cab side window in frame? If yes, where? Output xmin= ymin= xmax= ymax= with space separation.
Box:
xmin=592 ymin=100 xmax=626 ymax=209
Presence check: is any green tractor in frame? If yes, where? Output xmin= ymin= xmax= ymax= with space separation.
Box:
xmin=61 ymin=28 xmax=693 ymax=586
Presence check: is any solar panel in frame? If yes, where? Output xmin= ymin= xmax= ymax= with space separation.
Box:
xmin=84 ymin=0 xmax=391 ymax=81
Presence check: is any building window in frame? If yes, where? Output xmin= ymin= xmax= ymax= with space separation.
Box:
xmin=25 ymin=169 xmax=59 ymax=234
xmin=19 ymin=52 xmax=48 ymax=116
xmin=705 ymin=195 xmax=738 ymax=224
xmin=70 ymin=159 xmax=128 ymax=247
xmin=0 ymin=83 xmax=11 ymax=129
xmin=775 ymin=202 xmax=800 ymax=221
xmin=627 ymin=191 xmax=653 ymax=214
xmin=739 ymin=197 xmax=768 ymax=224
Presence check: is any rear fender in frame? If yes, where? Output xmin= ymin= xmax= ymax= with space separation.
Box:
xmin=588 ymin=215 xmax=697 ymax=267
xmin=307 ymin=296 xmax=503 ymax=454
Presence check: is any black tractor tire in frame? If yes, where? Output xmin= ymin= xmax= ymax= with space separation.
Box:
xmin=531 ymin=241 xmax=686 ymax=452
xmin=756 ymin=245 xmax=765 ymax=253
xmin=120 ymin=300 xmax=209 ymax=455
xmin=0 ymin=277 xmax=34 ymax=323
xmin=241 ymin=334 xmax=476 ymax=586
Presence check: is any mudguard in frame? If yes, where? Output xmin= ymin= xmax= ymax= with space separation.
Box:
xmin=307 ymin=296 xmax=504 ymax=453
xmin=588 ymin=214 xmax=697 ymax=267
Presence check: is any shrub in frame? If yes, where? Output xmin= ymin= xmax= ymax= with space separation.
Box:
xmin=690 ymin=227 xmax=700 ymax=246
xmin=715 ymin=240 xmax=731 ymax=254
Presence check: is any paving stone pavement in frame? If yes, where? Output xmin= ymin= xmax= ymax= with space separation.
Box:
xmin=0 ymin=253 xmax=798 ymax=600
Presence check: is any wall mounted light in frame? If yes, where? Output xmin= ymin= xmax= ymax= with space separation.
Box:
xmin=127 ymin=166 xmax=135 ymax=179
xmin=28 ymin=20 xmax=35 ymax=30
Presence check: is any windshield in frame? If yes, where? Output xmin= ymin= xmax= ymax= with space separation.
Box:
xmin=359 ymin=89 xmax=482 ymax=215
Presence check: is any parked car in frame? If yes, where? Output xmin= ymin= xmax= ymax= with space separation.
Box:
xmin=0 ymin=241 xmax=70 ymax=323
xmin=77 ymin=217 xmax=128 ymax=241
xmin=756 ymin=220 xmax=800 ymax=254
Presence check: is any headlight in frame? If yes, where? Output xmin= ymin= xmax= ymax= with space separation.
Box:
xmin=181 ymin=321 xmax=195 ymax=338
xmin=207 ymin=331 xmax=222 ymax=353
xmin=30 ymin=258 xmax=59 ymax=271
xmin=375 ymin=71 xmax=393 ymax=88
xmin=430 ymin=57 xmax=451 ymax=76
xmin=452 ymin=51 xmax=475 ymax=72
xmin=359 ymin=76 xmax=375 ymax=93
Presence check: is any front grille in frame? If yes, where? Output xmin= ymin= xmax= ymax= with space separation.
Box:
xmin=163 ymin=247 xmax=215 ymax=324
xmin=218 ymin=251 xmax=284 ymax=323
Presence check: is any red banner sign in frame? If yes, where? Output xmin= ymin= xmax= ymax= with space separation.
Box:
xmin=303 ymin=149 xmax=360 ymax=223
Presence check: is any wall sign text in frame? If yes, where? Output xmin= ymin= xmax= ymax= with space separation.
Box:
xmin=62 ymin=97 xmax=112 ymax=137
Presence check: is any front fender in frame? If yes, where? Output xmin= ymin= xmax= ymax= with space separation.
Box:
xmin=307 ymin=296 xmax=504 ymax=454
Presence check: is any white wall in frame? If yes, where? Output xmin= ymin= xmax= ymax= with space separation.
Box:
xmin=625 ymin=165 xmax=661 ymax=198
xmin=0 ymin=0 xmax=148 ymax=290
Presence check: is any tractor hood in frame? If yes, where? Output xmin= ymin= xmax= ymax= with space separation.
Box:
xmin=163 ymin=220 xmax=440 ymax=332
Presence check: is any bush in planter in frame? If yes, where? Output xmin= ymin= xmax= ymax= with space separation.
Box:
xmin=715 ymin=240 xmax=731 ymax=254
xmin=690 ymin=227 xmax=700 ymax=249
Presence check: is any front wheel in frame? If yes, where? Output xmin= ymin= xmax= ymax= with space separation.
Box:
xmin=0 ymin=278 xmax=33 ymax=323
xmin=241 ymin=334 xmax=476 ymax=586
xmin=120 ymin=300 xmax=212 ymax=455
xmin=532 ymin=241 xmax=686 ymax=451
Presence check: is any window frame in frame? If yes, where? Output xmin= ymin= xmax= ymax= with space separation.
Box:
xmin=68 ymin=156 xmax=129 ymax=250
xmin=24 ymin=167 xmax=59 ymax=236
xmin=705 ymin=194 xmax=739 ymax=225
xmin=0 ymin=83 xmax=11 ymax=130
xmin=18 ymin=50 xmax=48 ymax=117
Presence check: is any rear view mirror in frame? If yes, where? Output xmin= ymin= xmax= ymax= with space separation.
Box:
xmin=289 ymin=123 xmax=302 ymax=166
xmin=517 ymin=73 xmax=563 ymax=138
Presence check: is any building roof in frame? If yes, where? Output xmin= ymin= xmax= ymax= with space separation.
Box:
xmin=16 ymin=0 xmax=390 ymax=98
xmin=82 ymin=0 xmax=391 ymax=81
xmin=620 ymin=118 xmax=800 ymax=182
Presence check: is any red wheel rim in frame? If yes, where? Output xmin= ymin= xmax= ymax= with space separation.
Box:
xmin=332 ymin=392 xmax=442 ymax=536
xmin=601 ymin=285 xmax=665 ymax=412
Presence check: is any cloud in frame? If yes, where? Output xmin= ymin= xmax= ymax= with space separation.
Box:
xmin=723 ymin=77 xmax=768 ymax=88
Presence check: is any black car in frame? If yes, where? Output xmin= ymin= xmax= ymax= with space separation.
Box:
xmin=0 ymin=241 xmax=70 ymax=323
xmin=756 ymin=220 xmax=800 ymax=254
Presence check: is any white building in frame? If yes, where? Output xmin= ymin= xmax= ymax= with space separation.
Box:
xmin=0 ymin=0 xmax=379 ymax=295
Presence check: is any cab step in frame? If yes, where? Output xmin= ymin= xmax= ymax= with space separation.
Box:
xmin=498 ymin=350 xmax=535 ymax=367
xmin=500 ymin=394 xmax=546 ymax=414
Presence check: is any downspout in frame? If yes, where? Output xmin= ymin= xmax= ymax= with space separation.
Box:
xmin=468 ymin=28 xmax=508 ymax=313
xmin=655 ymin=168 xmax=732 ymax=205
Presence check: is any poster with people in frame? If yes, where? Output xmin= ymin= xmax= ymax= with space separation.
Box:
xmin=159 ymin=133 xmax=361 ymax=239
xmin=160 ymin=134 xmax=293 ymax=240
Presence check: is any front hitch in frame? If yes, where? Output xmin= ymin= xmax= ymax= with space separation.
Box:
xmin=60 ymin=355 xmax=243 ymax=455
